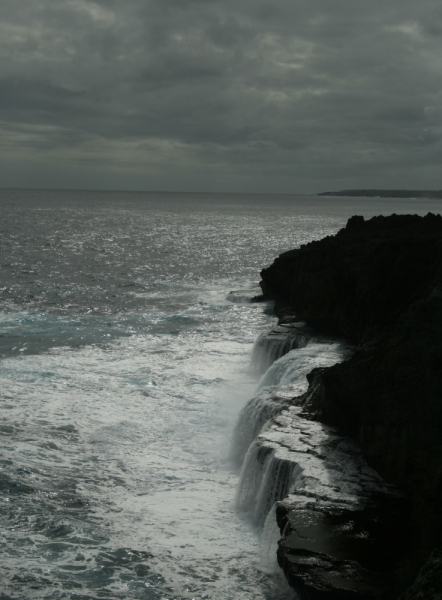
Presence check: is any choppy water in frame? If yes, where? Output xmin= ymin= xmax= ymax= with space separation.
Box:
xmin=0 ymin=189 xmax=440 ymax=600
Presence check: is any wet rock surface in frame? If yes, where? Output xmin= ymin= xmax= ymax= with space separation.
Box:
xmin=260 ymin=408 xmax=404 ymax=599
xmin=259 ymin=213 xmax=442 ymax=597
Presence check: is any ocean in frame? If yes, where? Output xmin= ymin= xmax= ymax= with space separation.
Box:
xmin=0 ymin=189 xmax=440 ymax=600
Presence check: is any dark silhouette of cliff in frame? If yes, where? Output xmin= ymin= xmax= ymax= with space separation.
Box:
xmin=259 ymin=213 xmax=442 ymax=598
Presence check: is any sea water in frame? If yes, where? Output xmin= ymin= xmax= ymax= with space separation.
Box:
xmin=0 ymin=189 xmax=440 ymax=600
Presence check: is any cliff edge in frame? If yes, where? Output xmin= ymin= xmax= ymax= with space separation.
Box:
xmin=259 ymin=213 xmax=442 ymax=598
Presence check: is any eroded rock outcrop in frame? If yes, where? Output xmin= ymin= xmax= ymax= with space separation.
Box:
xmin=259 ymin=213 xmax=442 ymax=598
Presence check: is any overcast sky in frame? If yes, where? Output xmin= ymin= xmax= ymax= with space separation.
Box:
xmin=1 ymin=0 xmax=442 ymax=194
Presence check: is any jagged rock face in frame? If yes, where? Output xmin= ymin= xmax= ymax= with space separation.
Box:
xmin=260 ymin=213 xmax=442 ymax=343
xmin=259 ymin=213 xmax=442 ymax=595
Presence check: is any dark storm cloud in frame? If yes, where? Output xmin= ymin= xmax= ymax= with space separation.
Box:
xmin=1 ymin=0 xmax=442 ymax=192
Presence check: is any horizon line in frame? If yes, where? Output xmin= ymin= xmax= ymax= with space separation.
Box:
xmin=0 ymin=186 xmax=318 ymax=196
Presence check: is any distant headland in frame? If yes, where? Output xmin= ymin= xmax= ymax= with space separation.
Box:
xmin=318 ymin=189 xmax=442 ymax=199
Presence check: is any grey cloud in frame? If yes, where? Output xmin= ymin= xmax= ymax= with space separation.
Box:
xmin=1 ymin=0 xmax=442 ymax=193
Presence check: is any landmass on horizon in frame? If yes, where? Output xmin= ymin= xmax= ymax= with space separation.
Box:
xmin=318 ymin=189 xmax=442 ymax=199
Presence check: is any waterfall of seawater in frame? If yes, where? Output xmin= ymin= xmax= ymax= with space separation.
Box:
xmin=229 ymin=391 xmax=287 ymax=467
xmin=231 ymin=323 xmax=350 ymax=594
xmin=257 ymin=342 xmax=348 ymax=390
xmin=236 ymin=441 xmax=304 ymax=526
xmin=232 ymin=323 xmax=404 ymax=600
xmin=231 ymin=332 xmax=348 ymax=472
xmin=250 ymin=325 xmax=310 ymax=374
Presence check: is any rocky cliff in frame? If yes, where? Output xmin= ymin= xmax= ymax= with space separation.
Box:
xmin=259 ymin=213 xmax=442 ymax=598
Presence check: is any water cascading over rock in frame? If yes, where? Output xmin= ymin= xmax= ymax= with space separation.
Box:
xmin=250 ymin=324 xmax=311 ymax=374
xmin=233 ymin=323 xmax=406 ymax=599
xmin=231 ymin=335 xmax=349 ymax=468
xmin=236 ymin=440 xmax=303 ymax=525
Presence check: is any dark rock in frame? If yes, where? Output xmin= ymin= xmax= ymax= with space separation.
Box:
xmin=399 ymin=548 xmax=442 ymax=600
xmin=259 ymin=213 xmax=442 ymax=597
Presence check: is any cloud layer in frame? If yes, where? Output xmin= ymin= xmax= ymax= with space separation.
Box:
xmin=1 ymin=0 xmax=442 ymax=193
